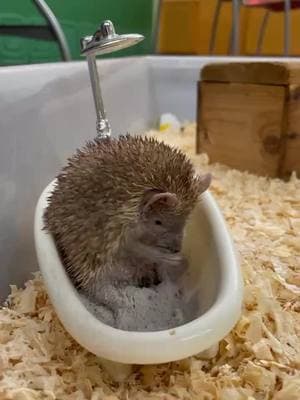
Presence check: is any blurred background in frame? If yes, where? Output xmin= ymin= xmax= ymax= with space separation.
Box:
xmin=0 ymin=0 xmax=300 ymax=66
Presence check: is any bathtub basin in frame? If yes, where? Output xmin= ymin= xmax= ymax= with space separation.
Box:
xmin=34 ymin=178 xmax=243 ymax=369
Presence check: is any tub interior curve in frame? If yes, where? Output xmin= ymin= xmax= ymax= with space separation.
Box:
xmin=181 ymin=196 xmax=221 ymax=318
xmin=42 ymin=186 xmax=224 ymax=328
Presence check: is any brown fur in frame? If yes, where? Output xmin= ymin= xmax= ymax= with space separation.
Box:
xmin=44 ymin=134 xmax=209 ymax=291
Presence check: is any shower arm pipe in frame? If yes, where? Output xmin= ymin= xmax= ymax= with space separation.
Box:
xmin=33 ymin=0 xmax=71 ymax=62
xmin=86 ymin=54 xmax=110 ymax=137
xmin=80 ymin=20 xmax=144 ymax=138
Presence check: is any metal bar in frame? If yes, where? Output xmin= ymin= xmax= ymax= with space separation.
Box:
xmin=152 ymin=0 xmax=162 ymax=53
xmin=228 ymin=23 xmax=234 ymax=54
xmin=231 ymin=0 xmax=241 ymax=55
xmin=256 ymin=10 xmax=270 ymax=54
xmin=209 ymin=0 xmax=222 ymax=54
xmin=284 ymin=0 xmax=291 ymax=56
xmin=33 ymin=0 xmax=71 ymax=61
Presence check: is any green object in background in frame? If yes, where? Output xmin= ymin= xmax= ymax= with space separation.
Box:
xmin=0 ymin=0 xmax=156 ymax=66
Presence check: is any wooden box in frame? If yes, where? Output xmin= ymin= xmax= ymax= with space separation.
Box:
xmin=196 ymin=62 xmax=300 ymax=179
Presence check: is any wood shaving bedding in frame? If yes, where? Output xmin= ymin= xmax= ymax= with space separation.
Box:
xmin=0 ymin=123 xmax=299 ymax=399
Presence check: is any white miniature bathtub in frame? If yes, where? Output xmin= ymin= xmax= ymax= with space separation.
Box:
xmin=34 ymin=178 xmax=243 ymax=370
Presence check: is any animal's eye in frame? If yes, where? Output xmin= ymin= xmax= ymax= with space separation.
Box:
xmin=155 ymin=220 xmax=162 ymax=225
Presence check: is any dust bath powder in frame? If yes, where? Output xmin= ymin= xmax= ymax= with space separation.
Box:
xmin=80 ymin=270 xmax=198 ymax=332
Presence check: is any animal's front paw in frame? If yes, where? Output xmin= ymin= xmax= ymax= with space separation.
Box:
xmin=138 ymin=268 xmax=161 ymax=288
xmin=158 ymin=254 xmax=188 ymax=281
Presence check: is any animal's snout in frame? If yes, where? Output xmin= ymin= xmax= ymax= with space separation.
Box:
xmin=170 ymin=237 xmax=182 ymax=253
xmin=171 ymin=244 xmax=180 ymax=253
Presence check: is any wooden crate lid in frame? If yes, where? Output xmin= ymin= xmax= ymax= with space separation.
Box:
xmin=201 ymin=62 xmax=300 ymax=86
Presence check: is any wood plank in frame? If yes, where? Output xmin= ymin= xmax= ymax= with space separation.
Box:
xmin=284 ymin=63 xmax=300 ymax=86
xmin=196 ymin=81 xmax=286 ymax=177
xmin=201 ymin=62 xmax=300 ymax=86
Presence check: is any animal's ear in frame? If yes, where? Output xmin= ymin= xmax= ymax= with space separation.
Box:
xmin=141 ymin=190 xmax=178 ymax=216
xmin=196 ymin=173 xmax=212 ymax=194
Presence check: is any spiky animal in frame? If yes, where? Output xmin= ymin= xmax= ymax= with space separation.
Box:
xmin=44 ymin=134 xmax=211 ymax=296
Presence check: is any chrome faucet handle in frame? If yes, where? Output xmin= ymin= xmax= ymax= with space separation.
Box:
xmin=80 ymin=20 xmax=144 ymax=137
